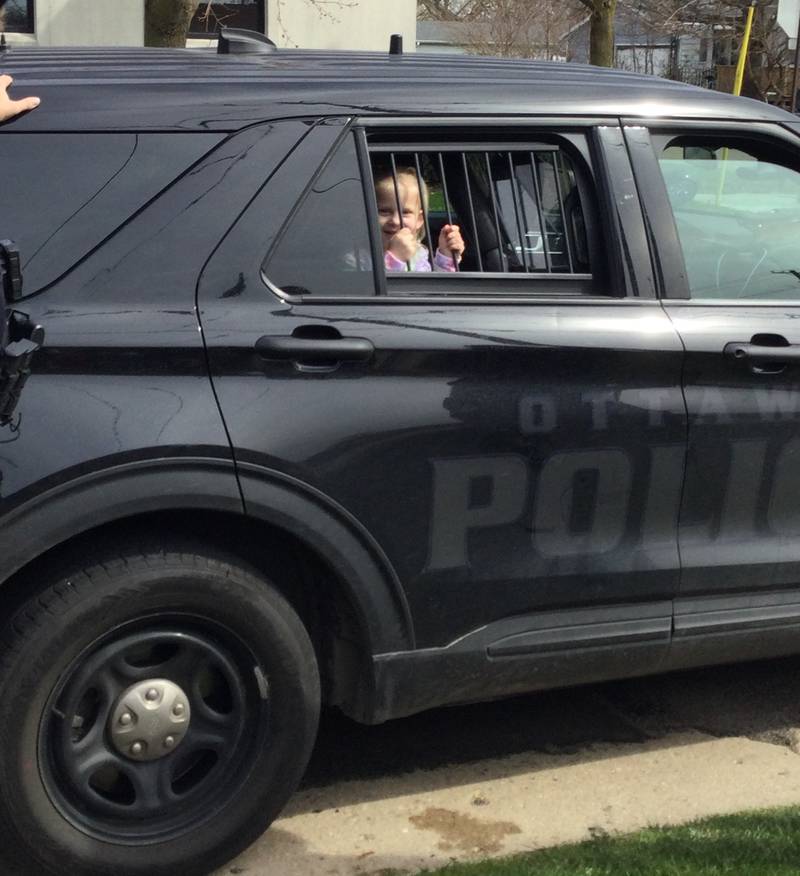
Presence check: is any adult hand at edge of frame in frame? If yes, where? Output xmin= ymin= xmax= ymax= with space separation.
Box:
xmin=0 ymin=74 xmax=40 ymax=123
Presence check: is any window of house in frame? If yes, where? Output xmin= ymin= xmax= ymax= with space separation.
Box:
xmin=188 ymin=0 xmax=264 ymax=37
xmin=0 ymin=0 xmax=34 ymax=33
xmin=262 ymin=129 xmax=605 ymax=299
xmin=657 ymin=135 xmax=800 ymax=301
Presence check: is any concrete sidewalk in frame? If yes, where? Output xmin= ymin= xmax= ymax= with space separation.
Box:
xmin=215 ymin=657 xmax=800 ymax=875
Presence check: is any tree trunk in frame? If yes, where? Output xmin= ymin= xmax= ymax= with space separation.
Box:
xmin=589 ymin=0 xmax=616 ymax=67
xmin=145 ymin=0 xmax=200 ymax=47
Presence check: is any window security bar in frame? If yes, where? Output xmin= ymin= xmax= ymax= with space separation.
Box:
xmin=552 ymin=151 xmax=575 ymax=273
xmin=387 ymin=153 xmax=413 ymax=271
xmin=385 ymin=152 xmax=461 ymax=272
xmin=371 ymin=147 xmax=577 ymax=275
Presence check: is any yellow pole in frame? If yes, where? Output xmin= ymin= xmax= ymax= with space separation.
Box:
xmin=733 ymin=1 xmax=757 ymax=96
xmin=717 ymin=2 xmax=757 ymax=204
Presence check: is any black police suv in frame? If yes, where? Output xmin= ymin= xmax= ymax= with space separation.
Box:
xmin=3 ymin=29 xmax=800 ymax=876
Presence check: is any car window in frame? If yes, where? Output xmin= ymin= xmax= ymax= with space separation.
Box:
xmin=657 ymin=136 xmax=800 ymax=301
xmin=262 ymin=134 xmax=375 ymax=297
xmin=0 ymin=133 xmax=223 ymax=296
xmin=262 ymin=129 xmax=606 ymax=299
xmin=368 ymin=147 xmax=591 ymax=277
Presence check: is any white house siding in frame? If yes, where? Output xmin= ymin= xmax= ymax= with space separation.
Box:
xmin=14 ymin=0 xmax=144 ymax=46
xmin=3 ymin=0 xmax=414 ymax=51
xmin=269 ymin=0 xmax=416 ymax=51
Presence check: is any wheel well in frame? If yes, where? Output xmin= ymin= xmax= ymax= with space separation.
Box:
xmin=0 ymin=510 xmax=374 ymax=722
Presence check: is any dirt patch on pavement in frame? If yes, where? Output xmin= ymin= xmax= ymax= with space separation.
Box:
xmin=408 ymin=806 xmax=522 ymax=853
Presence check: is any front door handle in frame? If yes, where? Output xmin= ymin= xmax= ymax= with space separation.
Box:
xmin=255 ymin=335 xmax=374 ymax=363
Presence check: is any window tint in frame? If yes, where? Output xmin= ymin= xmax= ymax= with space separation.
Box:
xmin=659 ymin=137 xmax=800 ymax=300
xmin=0 ymin=133 xmax=222 ymax=295
xmin=263 ymin=135 xmax=375 ymax=297
xmin=369 ymin=146 xmax=592 ymax=277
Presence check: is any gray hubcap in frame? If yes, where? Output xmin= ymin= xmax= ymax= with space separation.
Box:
xmin=109 ymin=678 xmax=191 ymax=762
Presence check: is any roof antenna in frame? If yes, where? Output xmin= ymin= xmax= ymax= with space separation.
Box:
xmin=0 ymin=35 xmax=7 ymax=53
xmin=389 ymin=33 xmax=403 ymax=55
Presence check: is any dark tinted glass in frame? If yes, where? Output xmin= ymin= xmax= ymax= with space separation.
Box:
xmin=263 ymin=136 xmax=375 ymax=297
xmin=0 ymin=133 xmax=222 ymax=295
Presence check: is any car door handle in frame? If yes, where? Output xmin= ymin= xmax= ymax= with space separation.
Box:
xmin=724 ymin=342 xmax=800 ymax=362
xmin=254 ymin=335 xmax=374 ymax=362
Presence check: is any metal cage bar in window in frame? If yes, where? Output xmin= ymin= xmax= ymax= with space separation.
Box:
xmin=461 ymin=153 xmax=484 ymax=273
xmin=553 ymin=151 xmax=576 ymax=273
xmin=436 ymin=152 xmax=459 ymax=272
xmin=484 ymin=152 xmax=508 ymax=273
xmin=528 ymin=151 xmax=552 ymax=272
xmin=506 ymin=153 xmax=531 ymax=274
xmin=414 ymin=153 xmax=435 ymax=267
xmin=388 ymin=153 xmax=412 ymax=271
xmin=369 ymin=145 xmax=584 ymax=277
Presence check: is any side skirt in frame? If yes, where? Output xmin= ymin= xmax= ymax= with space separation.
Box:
xmin=371 ymin=602 xmax=671 ymax=723
xmin=369 ymin=590 xmax=800 ymax=724
xmin=666 ymin=589 xmax=800 ymax=671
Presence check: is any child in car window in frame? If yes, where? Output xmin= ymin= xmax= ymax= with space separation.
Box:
xmin=374 ymin=167 xmax=465 ymax=272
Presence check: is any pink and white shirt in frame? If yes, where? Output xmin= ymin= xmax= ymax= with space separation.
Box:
xmin=384 ymin=245 xmax=457 ymax=273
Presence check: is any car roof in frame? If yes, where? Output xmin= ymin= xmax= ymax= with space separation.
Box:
xmin=1 ymin=46 xmax=793 ymax=132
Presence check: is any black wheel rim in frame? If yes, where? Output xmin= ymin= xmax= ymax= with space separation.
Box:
xmin=39 ymin=619 xmax=269 ymax=843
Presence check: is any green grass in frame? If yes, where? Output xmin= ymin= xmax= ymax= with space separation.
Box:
xmin=422 ymin=806 xmax=800 ymax=875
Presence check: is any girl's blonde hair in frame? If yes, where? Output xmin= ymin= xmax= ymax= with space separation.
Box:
xmin=374 ymin=166 xmax=430 ymax=241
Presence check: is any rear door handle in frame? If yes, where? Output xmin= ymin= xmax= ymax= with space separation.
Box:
xmin=724 ymin=342 xmax=800 ymax=362
xmin=255 ymin=335 xmax=374 ymax=362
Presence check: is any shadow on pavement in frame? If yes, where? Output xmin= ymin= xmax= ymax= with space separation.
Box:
xmin=299 ymin=654 xmax=800 ymax=794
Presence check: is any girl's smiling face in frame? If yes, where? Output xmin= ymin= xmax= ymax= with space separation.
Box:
xmin=375 ymin=176 xmax=424 ymax=250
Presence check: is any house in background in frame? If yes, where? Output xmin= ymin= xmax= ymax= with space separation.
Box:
xmin=416 ymin=21 xmax=474 ymax=55
xmin=1 ymin=0 xmax=143 ymax=46
xmin=416 ymin=19 xmax=568 ymax=60
xmin=0 ymin=0 xmax=416 ymax=50
xmin=564 ymin=2 xmax=711 ymax=84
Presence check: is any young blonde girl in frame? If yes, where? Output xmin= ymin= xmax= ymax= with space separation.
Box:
xmin=374 ymin=167 xmax=465 ymax=272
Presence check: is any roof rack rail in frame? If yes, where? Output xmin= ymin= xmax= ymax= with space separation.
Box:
xmin=217 ymin=26 xmax=276 ymax=55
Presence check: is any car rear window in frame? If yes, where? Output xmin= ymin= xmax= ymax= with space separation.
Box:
xmin=0 ymin=133 xmax=223 ymax=295
xmin=262 ymin=128 xmax=605 ymax=299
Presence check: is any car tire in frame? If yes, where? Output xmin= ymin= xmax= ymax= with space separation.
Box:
xmin=0 ymin=539 xmax=320 ymax=876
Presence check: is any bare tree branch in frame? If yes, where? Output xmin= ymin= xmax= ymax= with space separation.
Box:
xmin=457 ymin=0 xmax=581 ymax=59
xmin=274 ymin=0 xmax=357 ymax=47
xmin=420 ymin=0 xmax=615 ymax=66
